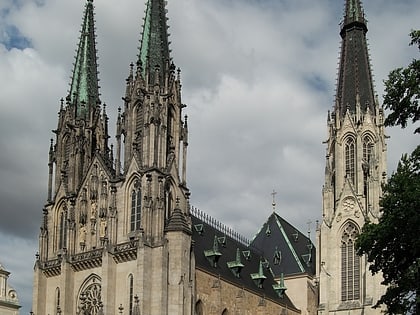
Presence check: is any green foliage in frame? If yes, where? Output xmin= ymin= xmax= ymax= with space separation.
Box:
xmin=356 ymin=145 xmax=420 ymax=314
xmin=383 ymin=30 xmax=420 ymax=134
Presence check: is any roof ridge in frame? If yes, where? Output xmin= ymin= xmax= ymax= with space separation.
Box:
xmin=190 ymin=206 xmax=250 ymax=246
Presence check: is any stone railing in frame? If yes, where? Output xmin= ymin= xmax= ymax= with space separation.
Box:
xmin=110 ymin=239 xmax=138 ymax=263
xmin=42 ymin=258 xmax=62 ymax=277
xmin=70 ymin=248 xmax=103 ymax=271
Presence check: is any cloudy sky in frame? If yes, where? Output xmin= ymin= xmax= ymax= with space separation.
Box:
xmin=0 ymin=0 xmax=419 ymax=312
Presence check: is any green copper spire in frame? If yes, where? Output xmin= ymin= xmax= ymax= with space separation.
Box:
xmin=138 ymin=0 xmax=171 ymax=84
xmin=69 ymin=0 xmax=100 ymax=117
xmin=336 ymin=0 xmax=375 ymax=117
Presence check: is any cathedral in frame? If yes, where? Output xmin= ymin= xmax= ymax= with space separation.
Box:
xmin=32 ymin=0 xmax=387 ymax=314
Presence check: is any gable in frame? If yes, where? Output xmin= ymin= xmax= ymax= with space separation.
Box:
xmin=250 ymin=212 xmax=316 ymax=277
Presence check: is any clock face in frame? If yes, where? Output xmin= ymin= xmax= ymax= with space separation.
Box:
xmin=342 ymin=197 xmax=355 ymax=212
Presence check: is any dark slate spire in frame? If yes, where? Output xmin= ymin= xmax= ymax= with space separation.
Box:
xmin=69 ymin=0 xmax=100 ymax=118
xmin=138 ymin=0 xmax=171 ymax=85
xmin=336 ymin=0 xmax=376 ymax=118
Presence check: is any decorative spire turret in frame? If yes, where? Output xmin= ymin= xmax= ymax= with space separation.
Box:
xmin=69 ymin=0 xmax=100 ymax=118
xmin=138 ymin=0 xmax=171 ymax=85
xmin=336 ymin=0 xmax=375 ymax=118
xmin=49 ymin=0 xmax=112 ymax=198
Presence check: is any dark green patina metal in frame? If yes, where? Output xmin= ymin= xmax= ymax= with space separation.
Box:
xmin=139 ymin=0 xmax=171 ymax=85
xmin=69 ymin=0 xmax=99 ymax=118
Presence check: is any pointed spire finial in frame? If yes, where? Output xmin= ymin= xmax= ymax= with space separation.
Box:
xmin=138 ymin=0 xmax=171 ymax=85
xmin=69 ymin=0 xmax=100 ymax=118
xmin=335 ymin=0 xmax=376 ymax=117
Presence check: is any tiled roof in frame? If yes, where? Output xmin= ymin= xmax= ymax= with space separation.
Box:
xmin=250 ymin=212 xmax=316 ymax=277
xmin=191 ymin=214 xmax=299 ymax=310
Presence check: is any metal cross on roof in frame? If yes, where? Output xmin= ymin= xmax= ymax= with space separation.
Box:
xmin=271 ymin=190 xmax=277 ymax=211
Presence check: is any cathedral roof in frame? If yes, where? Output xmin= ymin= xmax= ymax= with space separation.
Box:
xmin=191 ymin=211 xmax=299 ymax=310
xmin=336 ymin=0 xmax=376 ymax=117
xmin=250 ymin=212 xmax=316 ymax=277
xmin=138 ymin=0 xmax=171 ymax=85
xmin=69 ymin=0 xmax=100 ymax=118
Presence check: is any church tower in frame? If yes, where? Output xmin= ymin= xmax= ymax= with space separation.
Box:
xmin=317 ymin=1 xmax=387 ymax=314
xmin=32 ymin=0 xmax=193 ymax=314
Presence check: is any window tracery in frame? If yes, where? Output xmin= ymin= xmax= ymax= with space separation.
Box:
xmin=345 ymin=137 xmax=355 ymax=184
xmin=77 ymin=276 xmax=102 ymax=315
xmin=341 ymin=221 xmax=360 ymax=301
xmin=363 ymin=135 xmax=374 ymax=195
xmin=57 ymin=205 xmax=67 ymax=251
xmin=130 ymin=180 xmax=142 ymax=232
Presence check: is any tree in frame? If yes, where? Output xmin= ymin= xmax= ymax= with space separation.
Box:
xmin=356 ymin=146 xmax=420 ymax=314
xmin=383 ymin=30 xmax=420 ymax=134
xmin=356 ymin=30 xmax=420 ymax=314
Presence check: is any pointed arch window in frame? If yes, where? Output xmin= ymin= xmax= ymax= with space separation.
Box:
xmin=345 ymin=137 xmax=355 ymax=184
xmin=363 ymin=135 xmax=373 ymax=163
xmin=55 ymin=287 xmax=61 ymax=314
xmin=130 ymin=181 xmax=142 ymax=231
xmin=195 ymin=300 xmax=204 ymax=315
xmin=58 ymin=208 xmax=67 ymax=250
xmin=341 ymin=221 xmax=360 ymax=301
xmin=128 ymin=274 xmax=134 ymax=315
xmin=77 ymin=275 xmax=102 ymax=314
xmin=363 ymin=135 xmax=374 ymax=195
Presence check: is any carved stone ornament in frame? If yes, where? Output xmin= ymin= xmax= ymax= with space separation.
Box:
xmin=342 ymin=197 xmax=355 ymax=212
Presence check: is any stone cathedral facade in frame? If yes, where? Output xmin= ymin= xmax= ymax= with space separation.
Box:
xmin=317 ymin=0 xmax=387 ymax=314
xmin=32 ymin=0 xmax=386 ymax=314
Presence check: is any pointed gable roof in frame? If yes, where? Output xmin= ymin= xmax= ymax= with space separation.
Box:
xmin=250 ymin=212 xmax=316 ymax=277
xmin=69 ymin=0 xmax=100 ymax=118
xmin=138 ymin=0 xmax=171 ymax=85
xmin=191 ymin=209 xmax=299 ymax=311
xmin=336 ymin=0 xmax=376 ymax=118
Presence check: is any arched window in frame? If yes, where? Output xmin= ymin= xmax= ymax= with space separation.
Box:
xmin=58 ymin=207 xmax=67 ymax=250
xmin=345 ymin=137 xmax=355 ymax=184
xmin=341 ymin=221 xmax=360 ymax=301
xmin=77 ymin=275 xmax=102 ymax=314
xmin=221 ymin=308 xmax=229 ymax=315
xmin=363 ymin=135 xmax=373 ymax=163
xmin=55 ymin=287 xmax=61 ymax=313
xmin=195 ymin=300 xmax=204 ymax=315
xmin=363 ymin=135 xmax=374 ymax=195
xmin=128 ymin=274 xmax=134 ymax=315
xmin=130 ymin=181 xmax=141 ymax=231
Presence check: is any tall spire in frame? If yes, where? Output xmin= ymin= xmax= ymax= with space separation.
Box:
xmin=336 ymin=0 xmax=375 ymax=118
xmin=69 ymin=0 xmax=100 ymax=118
xmin=138 ymin=0 xmax=171 ymax=85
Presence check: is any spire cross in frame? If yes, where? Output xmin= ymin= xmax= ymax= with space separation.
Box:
xmin=271 ymin=190 xmax=277 ymax=211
